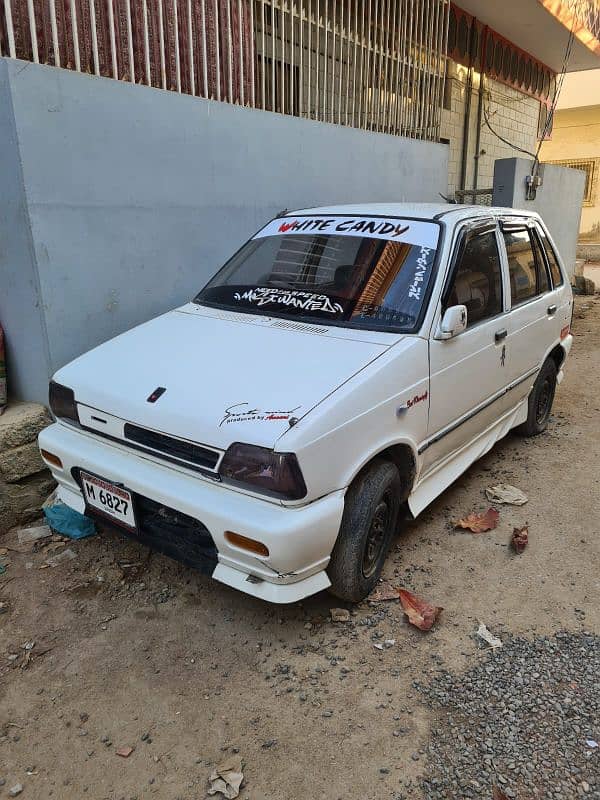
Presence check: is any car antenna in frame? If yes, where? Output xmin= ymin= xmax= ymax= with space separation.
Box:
xmin=275 ymin=208 xmax=289 ymax=218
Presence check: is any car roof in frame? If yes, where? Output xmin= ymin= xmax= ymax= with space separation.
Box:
xmin=289 ymin=202 xmax=542 ymax=224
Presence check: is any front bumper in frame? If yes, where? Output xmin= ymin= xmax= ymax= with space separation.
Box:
xmin=39 ymin=423 xmax=344 ymax=603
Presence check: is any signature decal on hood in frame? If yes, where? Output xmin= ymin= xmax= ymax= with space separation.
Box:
xmin=233 ymin=287 xmax=343 ymax=315
xmin=220 ymin=403 xmax=302 ymax=427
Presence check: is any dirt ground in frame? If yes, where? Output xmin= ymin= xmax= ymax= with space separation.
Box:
xmin=1 ymin=297 xmax=599 ymax=800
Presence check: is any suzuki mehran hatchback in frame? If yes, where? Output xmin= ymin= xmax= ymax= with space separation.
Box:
xmin=39 ymin=204 xmax=573 ymax=602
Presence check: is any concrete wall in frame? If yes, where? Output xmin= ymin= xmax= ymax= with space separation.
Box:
xmin=493 ymin=157 xmax=586 ymax=277
xmin=0 ymin=58 xmax=448 ymax=404
xmin=0 ymin=60 xmax=51 ymax=403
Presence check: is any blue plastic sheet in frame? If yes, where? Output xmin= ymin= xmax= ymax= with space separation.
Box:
xmin=44 ymin=504 xmax=96 ymax=539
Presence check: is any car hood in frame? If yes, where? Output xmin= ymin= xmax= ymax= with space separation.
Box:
xmin=54 ymin=304 xmax=394 ymax=451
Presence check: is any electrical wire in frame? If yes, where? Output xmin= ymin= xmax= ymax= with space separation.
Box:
xmin=472 ymin=12 xmax=577 ymax=172
xmin=482 ymin=99 xmax=539 ymax=160
xmin=532 ymin=25 xmax=576 ymax=173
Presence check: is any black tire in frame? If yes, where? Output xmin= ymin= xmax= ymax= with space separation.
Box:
xmin=517 ymin=358 xmax=557 ymax=437
xmin=327 ymin=460 xmax=403 ymax=603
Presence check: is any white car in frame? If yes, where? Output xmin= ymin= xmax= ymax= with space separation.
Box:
xmin=39 ymin=203 xmax=573 ymax=603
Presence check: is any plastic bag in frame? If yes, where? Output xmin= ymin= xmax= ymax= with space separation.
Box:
xmin=44 ymin=504 xmax=96 ymax=539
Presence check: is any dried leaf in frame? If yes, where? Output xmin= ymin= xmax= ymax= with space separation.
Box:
xmin=492 ymin=787 xmax=509 ymax=800
xmin=208 ymin=756 xmax=244 ymax=799
xmin=398 ymin=589 xmax=443 ymax=631
xmin=485 ymin=484 xmax=528 ymax=506
xmin=477 ymin=622 xmax=503 ymax=649
xmin=511 ymin=525 xmax=529 ymax=554
xmin=369 ymin=582 xmax=400 ymax=602
xmin=456 ymin=508 xmax=500 ymax=533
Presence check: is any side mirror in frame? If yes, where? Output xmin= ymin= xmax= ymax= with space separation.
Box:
xmin=437 ymin=304 xmax=468 ymax=340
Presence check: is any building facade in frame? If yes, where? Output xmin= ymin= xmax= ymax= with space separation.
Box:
xmin=2 ymin=0 xmax=600 ymax=199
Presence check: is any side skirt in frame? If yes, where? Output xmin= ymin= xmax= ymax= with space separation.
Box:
xmin=408 ymin=399 xmax=528 ymax=517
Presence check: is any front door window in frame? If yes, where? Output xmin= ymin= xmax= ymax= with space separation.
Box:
xmin=446 ymin=230 xmax=504 ymax=326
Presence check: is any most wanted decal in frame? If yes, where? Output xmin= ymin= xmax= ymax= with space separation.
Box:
xmin=233 ymin=287 xmax=344 ymax=314
xmin=254 ymin=215 xmax=440 ymax=249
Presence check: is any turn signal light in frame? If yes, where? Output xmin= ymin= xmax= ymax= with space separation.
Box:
xmin=225 ymin=531 xmax=270 ymax=558
xmin=40 ymin=449 xmax=63 ymax=468
xmin=560 ymin=325 xmax=570 ymax=340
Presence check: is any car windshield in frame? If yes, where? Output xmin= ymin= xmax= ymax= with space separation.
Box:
xmin=195 ymin=215 xmax=441 ymax=332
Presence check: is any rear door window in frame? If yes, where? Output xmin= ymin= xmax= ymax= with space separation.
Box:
xmin=503 ymin=228 xmax=550 ymax=306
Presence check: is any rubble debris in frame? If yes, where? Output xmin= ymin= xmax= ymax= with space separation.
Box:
xmin=477 ymin=623 xmax=503 ymax=650
xmin=330 ymin=608 xmax=350 ymax=623
xmin=456 ymin=508 xmax=500 ymax=533
xmin=46 ymin=548 xmax=77 ymax=567
xmin=116 ymin=746 xmax=134 ymax=758
xmin=207 ymin=756 xmax=244 ymax=799
xmin=368 ymin=582 xmax=400 ymax=602
xmin=44 ymin=504 xmax=96 ymax=540
xmin=398 ymin=589 xmax=443 ymax=631
xmin=17 ymin=525 xmax=52 ymax=544
xmin=485 ymin=484 xmax=528 ymax=506
xmin=8 ymin=784 xmax=23 ymax=797
xmin=42 ymin=489 xmax=59 ymax=509
xmin=511 ymin=526 xmax=529 ymax=554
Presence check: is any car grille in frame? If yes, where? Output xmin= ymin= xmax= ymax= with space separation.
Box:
xmin=122 ymin=495 xmax=218 ymax=574
xmin=123 ymin=423 xmax=220 ymax=471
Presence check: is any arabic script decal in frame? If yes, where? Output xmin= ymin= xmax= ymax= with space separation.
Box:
xmin=233 ymin=287 xmax=343 ymax=315
xmin=219 ymin=403 xmax=302 ymax=427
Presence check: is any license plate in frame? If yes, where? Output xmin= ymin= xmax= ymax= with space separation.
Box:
xmin=80 ymin=471 xmax=136 ymax=529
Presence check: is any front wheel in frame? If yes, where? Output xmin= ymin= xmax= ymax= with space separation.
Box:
xmin=517 ymin=358 xmax=557 ymax=437
xmin=327 ymin=460 xmax=402 ymax=603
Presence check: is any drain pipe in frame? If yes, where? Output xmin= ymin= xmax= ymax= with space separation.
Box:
xmin=472 ymin=27 xmax=489 ymax=196
xmin=459 ymin=21 xmax=478 ymax=193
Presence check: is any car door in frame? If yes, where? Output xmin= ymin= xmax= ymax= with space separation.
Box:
xmin=423 ymin=220 xmax=511 ymax=471
xmin=499 ymin=220 xmax=559 ymax=407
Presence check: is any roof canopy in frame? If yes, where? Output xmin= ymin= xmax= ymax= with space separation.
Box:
xmin=454 ymin=0 xmax=600 ymax=72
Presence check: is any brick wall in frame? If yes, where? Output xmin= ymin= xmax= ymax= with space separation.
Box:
xmin=441 ymin=60 xmax=541 ymax=198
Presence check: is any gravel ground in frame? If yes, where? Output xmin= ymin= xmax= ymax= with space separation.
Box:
xmin=418 ymin=632 xmax=600 ymax=800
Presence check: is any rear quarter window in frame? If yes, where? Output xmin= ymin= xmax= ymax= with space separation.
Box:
xmin=537 ymin=228 xmax=565 ymax=288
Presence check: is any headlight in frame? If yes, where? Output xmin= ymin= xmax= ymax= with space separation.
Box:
xmin=49 ymin=381 xmax=79 ymax=425
xmin=220 ymin=443 xmax=307 ymax=501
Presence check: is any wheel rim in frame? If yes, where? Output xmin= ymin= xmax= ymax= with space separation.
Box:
xmin=362 ymin=492 xmax=392 ymax=579
xmin=536 ymin=377 xmax=553 ymax=426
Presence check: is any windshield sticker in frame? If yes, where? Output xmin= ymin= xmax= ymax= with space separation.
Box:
xmin=408 ymin=247 xmax=433 ymax=301
xmin=254 ymin=216 xmax=439 ymax=249
xmin=220 ymin=403 xmax=302 ymax=427
xmin=234 ymin=287 xmax=344 ymax=314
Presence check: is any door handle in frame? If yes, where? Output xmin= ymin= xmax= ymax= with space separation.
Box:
xmin=495 ymin=329 xmax=508 ymax=343
xmin=547 ymin=304 xmax=557 ymax=316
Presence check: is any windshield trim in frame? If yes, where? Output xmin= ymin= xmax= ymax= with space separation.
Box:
xmin=193 ymin=214 xmax=446 ymax=335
